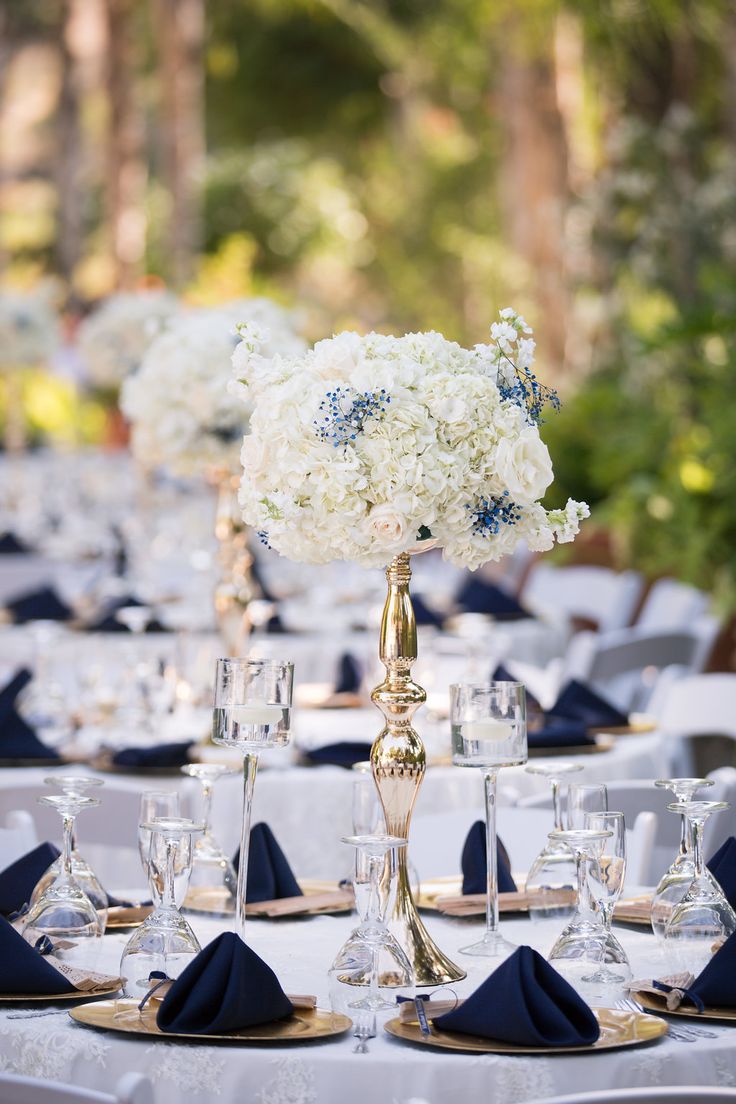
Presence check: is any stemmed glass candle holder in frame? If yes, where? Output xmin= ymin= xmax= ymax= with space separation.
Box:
xmin=450 ymin=681 xmax=527 ymax=957
xmin=211 ymin=657 xmax=293 ymax=937
xmin=651 ymin=778 xmax=715 ymax=941
xmin=120 ymin=816 xmax=203 ymax=995
xmin=524 ymin=762 xmax=583 ymax=919
xmin=181 ymin=763 xmax=237 ymax=903
xmin=139 ymin=791 xmax=180 ymax=906
xmin=582 ymin=811 xmax=630 ymax=983
xmin=329 ymin=834 xmax=413 ymax=1012
xmin=23 ymin=794 xmax=103 ymax=963
xmin=663 ymin=800 xmax=736 ymax=974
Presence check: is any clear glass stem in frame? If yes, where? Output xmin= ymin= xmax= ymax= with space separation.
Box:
xmin=691 ymin=816 xmax=706 ymax=885
xmin=163 ymin=838 xmax=178 ymax=911
xmin=200 ymin=781 xmax=213 ymax=835
xmin=551 ymin=779 xmax=563 ymax=831
xmin=575 ymin=849 xmax=588 ymax=917
xmin=61 ymin=813 xmax=75 ymax=881
xmin=235 ymin=752 xmax=259 ymax=939
xmin=678 ymin=811 xmax=689 ymax=859
xmin=483 ymin=769 xmax=499 ymax=937
xmin=369 ymin=943 xmax=381 ymax=1006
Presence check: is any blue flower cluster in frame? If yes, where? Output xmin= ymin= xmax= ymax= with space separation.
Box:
xmin=468 ymin=491 xmax=522 ymax=537
xmin=498 ymin=366 xmax=560 ymax=424
xmin=256 ymin=530 xmax=272 ymax=548
xmin=314 ymin=386 xmax=391 ymax=448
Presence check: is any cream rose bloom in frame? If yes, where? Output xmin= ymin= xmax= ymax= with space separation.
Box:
xmin=494 ymin=427 xmax=554 ymax=502
xmin=364 ymin=502 xmax=411 ymax=549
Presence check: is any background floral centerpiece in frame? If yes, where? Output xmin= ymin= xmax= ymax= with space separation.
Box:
xmin=0 ymin=289 xmax=59 ymax=369
xmin=122 ymin=299 xmax=305 ymax=478
xmin=78 ymin=290 xmax=179 ymax=393
xmin=230 ymin=308 xmax=589 ymax=570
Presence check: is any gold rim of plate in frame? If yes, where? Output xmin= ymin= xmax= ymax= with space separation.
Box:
xmin=635 ymin=991 xmax=736 ymax=1022
xmin=70 ymin=999 xmax=352 ymax=1042
xmin=183 ymin=880 xmax=352 ymax=918
xmin=528 ymin=735 xmax=615 ymax=759
xmin=0 ymin=982 xmax=121 ymax=1004
xmin=384 ymin=1008 xmax=668 ymax=1054
xmin=105 ymin=906 xmax=153 ymax=930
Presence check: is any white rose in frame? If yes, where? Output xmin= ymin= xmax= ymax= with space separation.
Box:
xmin=494 ymin=427 xmax=553 ymax=502
xmin=364 ymin=502 xmax=411 ymax=549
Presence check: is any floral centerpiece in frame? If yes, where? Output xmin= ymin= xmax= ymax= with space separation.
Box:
xmin=78 ymin=290 xmax=179 ymax=392
xmin=230 ymin=308 xmax=588 ymax=567
xmin=121 ymin=299 xmax=305 ymax=477
xmin=0 ymin=289 xmax=59 ymax=369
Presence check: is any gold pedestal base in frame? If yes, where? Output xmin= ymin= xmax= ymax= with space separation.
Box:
xmin=371 ymin=552 xmax=465 ymax=987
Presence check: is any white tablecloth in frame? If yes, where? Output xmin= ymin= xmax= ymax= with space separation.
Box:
xmin=0 ymin=911 xmax=733 ymax=1103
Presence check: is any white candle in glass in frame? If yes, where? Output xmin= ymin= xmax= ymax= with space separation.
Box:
xmin=232 ymin=703 xmax=283 ymax=726
xmin=463 ymin=720 xmax=513 ymax=742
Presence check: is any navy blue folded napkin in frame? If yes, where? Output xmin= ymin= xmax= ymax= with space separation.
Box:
xmin=86 ymin=595 xmax=168 ymax=633
xmin=708 ymin=837 xmax=736 ymax=911
xmin=156 ymin=931 xmax=293 ymax=1034
xmin=0 ymin=533 xmax=30 ymax=554
xmin=233 ymin=823 xmax=303 ymax=903
xmin=0 ymin=915 xmax=76 ymax=996
xmin=111 ymin=741 xmax=194 ymax=769
xmin=461 ymin=821 xmax=517 ymax=895
xmin=528 ymin=719 xmax=595 ymax=750
xmin=302 ymin=740 xmax=373 ymax=768
xmin=456 ymin=578 xmax=530 ymax=620
xmin=0 ymin=672 xmax=61 ymax=762
xmin=0 ymin=668 xmax=32 ymax=724
xmin=412 ymin=594 xmax=444 ymax=628
xmin=492 ymin=665 xmax=541 ymax=712
xmin=435 ymin=945 xmax=600 ymax=1046
xmin=549 ymin=680 xmax=628 ymax=729
xmin=663 ymin=930 xmax=736 ymax=1011
xmin=334 ymin=653 xmax=362 ymax=695
xmin=0 ymin=842 xmax=60 ymax=916
xmin=7 ymin=586 xmax=73 ymax=623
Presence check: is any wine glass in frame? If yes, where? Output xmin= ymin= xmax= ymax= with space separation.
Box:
xmin=351 ymin=762 xmax=384 ymax=836
xmin=582 ymin=811 xmax=631 ymax=984
xmin=181 ymin=763 xmax=237 ymax=906
xmin=651 ymin=777 xmax=715 ymax=941
xmin=138 ymin=791 xmax=180 ymax=905
xmin=567 ymin=783 xmax=608 ymax=830
xmin=546 ymin=826 xmax=613 ymax=987
xmin=120 ymin=816 xmax=203 ymax=996
xmin=524 ymin=762 xmax=583 ymax=919
xmin=664 ymin=800 xmax=736 ymax=974
xmin=328 ymin=834 xmax=413 ymax=1013
xmin=450 ymin=681 xmax=527 ymax=957
xmin=31 ymin=776 xmax=108 ymax=923
xmin=211 ymin=657 xmax=293 ymax=937
xmin=22 ymin=793 xmax=103 ymax=965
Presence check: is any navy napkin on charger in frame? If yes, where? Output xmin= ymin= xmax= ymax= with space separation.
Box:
xmin=461 ymin=820 xmax=517 ymax=895
xmin=435 ymin=945 xmax=600 ymax=1046
xmin=656 ymin=929 xmax=736 ymax=1011
xmin=0 ymin=532 xmax=30 ymax=554
xmin=157 ymin=931 xmax=293 ymax=1034
xmin=492 ymin=665 xmax=541 ymax=712
xmin=86 ymin=594 xmax=169 ymax=633
xmin=0 ymin=914 xmax=76 ymax=996
xmin=490 ymin=665 xmax=593 ymax=748
xmin=0 ymin=669 xmax=61 ymax=762
xmin=302 ymin=741 xmax=373 ymax=768
xmin=707 ymin=837 xmax=736 ymax=911
xmin=456 ymin=577 xmax=530 ymax=621
xmin=232 ymin=823 xmax=303 ymax=903
xmin=549 ymin=679 xmax=628 ymax=729
xmin=6 ymin=586 xmax=73 ymax=623
xmin=411 ymin=593 xmax=444 ymax=628
xmin=0 ymin=842 xmax=60 ymax=916
xmin=334 ymin=653 xmax=362 ymax=695
xmin=111 ymin=741 xmax=195 ymax=769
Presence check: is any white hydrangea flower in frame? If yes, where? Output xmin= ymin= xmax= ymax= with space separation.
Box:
xmin=78 ymin=290 xmax=179 ymax=389
xmin=233 ymin=309 xmax=589 ymax=569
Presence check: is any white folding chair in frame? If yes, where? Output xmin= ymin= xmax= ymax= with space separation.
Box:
xmin=0 ymin=810 xmax=38 ymax=870
xmin=539 ymin=1089 xmax=736 ymax=1104
xmin=636 ymin=577 xmax=711 ymax=631
xmin=522 ymin=564 xmax=643 ymax=632
xmin=649 ymin=673 xmax=736 ymax=780
xmin=0 ymin=1071 xmax=152 ymax=1104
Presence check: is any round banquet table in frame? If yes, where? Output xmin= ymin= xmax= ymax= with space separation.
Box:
xmin=0 ymin=910 xmax=733 ymax=1104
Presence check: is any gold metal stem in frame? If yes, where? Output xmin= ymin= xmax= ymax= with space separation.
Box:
xmin=370 ymin=552 xmax=465 ymax=986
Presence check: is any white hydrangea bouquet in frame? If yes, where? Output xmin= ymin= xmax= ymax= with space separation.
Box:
xmin=78 ymin=290 xmax=179 ymax=391
xmin=0 ymin=289 xmax=59 ymax=368
xmin=122 ymin=299 xmax=305 ymax=477
xmin=230 ymin=308 xmax=588 ymax=569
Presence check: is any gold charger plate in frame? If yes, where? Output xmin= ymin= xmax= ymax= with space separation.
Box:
xmin=89 ymin=751 xmax=198 ymax=776
xmin=70 ymin=999 xmax=352 ymax=1043
xmin=634 ymin=991 xmax=736 ymax=1023
xmin=589 ymin=714 xmax=657 ymax=736
xmin=105 ymin=905 xmax=153 ymax=930
xmin=612 ymin=897 xmax=652 ymax=927
xmin=183 ymin=880 xmax=353 ymax=918
xmin=385 ymin=1007 xmax=668 ymax=1055
xmin=528 ymin=735 xmax=615 ymax=759
xmin=0 ymin=981 xmax=121 ymax=1004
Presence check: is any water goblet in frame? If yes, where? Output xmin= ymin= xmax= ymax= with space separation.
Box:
xmin=138 ymin=791 xmax=180 ymax=904
xmin=22 ymin=793 xmax=103 ymax=965
xmin=567 ymin=783 xmax=608 ymax=829
xmin=524 ymin=762 xmax=583 ymax=919
xmin=582 ymin=811 xmax=631 ymax=984
xmin=546 ymin=826 xmax=613 ymax=988
xmin=664 ymin=800 xmax=736 ymax=974
xmin=651 ymin=777 xmax=715 ymax=941
xmin=181 ymin=763 xmax=237 ymax=904
xmin=450 ymin=680 xmax=528 ymax=957
xmin=211 ymin=657 xmax=293 ymax=937
xmin=328 ymin=834 xmax=413 ymax=1013
xmin=120 ymin=816 xmax=203 ymax=995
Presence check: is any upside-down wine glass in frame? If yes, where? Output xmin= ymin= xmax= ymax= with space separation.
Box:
xmin=450 ymin=681 xmax=527 ymax=957
xmin=138 ymin=791 xmax=181 ymax=905
xmin=663 ymin=800 xmax=736 ymax=974
xmin=22 ymin=793 xmax=103 ymax=964
xmin=211 ymin=657 xmax=293 ymax=937
xmin=582 ymin=810 xmax=630 ymax=983
xmin=651 ymin=778 xmax=715 ymax=941
xmin=181 ymin=763 xmax=237 ymax=906
xmin=120 ymin=816 xmax=203 ymax=995
xmin=328 ymin=834 xmax=413 ymax=1013
xmin=524 ymin=762 xmax=583 ymax=919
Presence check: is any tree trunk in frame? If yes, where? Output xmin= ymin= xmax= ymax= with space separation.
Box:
xmin=152 ymin=0 xmax=205 ymax=288
xmin=55 ymin=0 xmax=84 ymax=284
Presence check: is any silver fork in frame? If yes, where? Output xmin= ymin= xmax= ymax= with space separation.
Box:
xmin=352 ymin=1011 xmax=377 ymax=1054
xmin=615 ymin=997 xmax=717 ymax=1041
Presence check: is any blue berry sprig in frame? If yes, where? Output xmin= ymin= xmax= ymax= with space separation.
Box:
xmin=497 ymin=363 xmax=560 ymax=425
xmin=314 ymin=386 xmax=391 ymax=448
xmin=467 ymin=491 xmax=522 ymax=537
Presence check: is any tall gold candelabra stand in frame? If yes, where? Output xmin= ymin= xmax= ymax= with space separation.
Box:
xmin=370 ymin=551 xmax=465 ymax=986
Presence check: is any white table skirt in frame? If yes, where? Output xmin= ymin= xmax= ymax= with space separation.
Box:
xmin=0 ymin=911 xmax=733 ymax=1104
